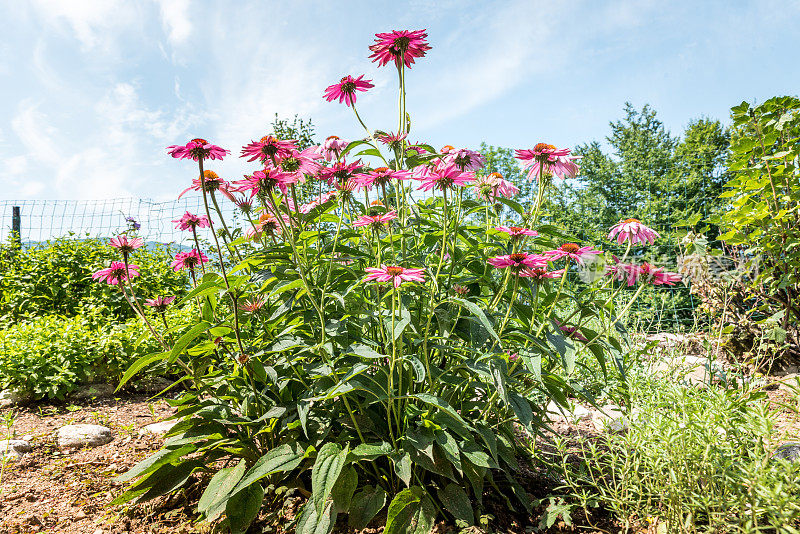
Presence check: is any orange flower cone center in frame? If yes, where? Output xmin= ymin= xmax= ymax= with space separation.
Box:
xmin=534 ymin=142 xmax=556 ymax=152
xmin=386 ymin=266 xmax=404 ymax=276
xmin=561 ymin=243 xmax=580 ymax=254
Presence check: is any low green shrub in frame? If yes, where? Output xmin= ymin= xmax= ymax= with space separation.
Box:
xmin=0 ymin=236 xmax=187 ymax=321
xmin=548 ymin=373 xmax=800 ymax=532
xmin=0 ymin=309 xmax=186 ymax=400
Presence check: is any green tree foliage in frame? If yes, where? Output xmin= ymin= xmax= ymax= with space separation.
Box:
xmin=270 ymin=114 xmax=316 ymax=150
xmin=574 ymin=103 xmax=729 ymax=233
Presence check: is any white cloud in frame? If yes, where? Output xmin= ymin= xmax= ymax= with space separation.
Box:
xmin=28 ymin=0 xmax=135 ymax=51
xmin=155 ymin=0 xmax=192 ymax=47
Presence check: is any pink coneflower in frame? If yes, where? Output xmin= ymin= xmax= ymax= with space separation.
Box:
xmin=300 ymin=191 xmax=337 ymax=214
xmin=173 ymin=212 xmax=210 ymax=231
xmin=333 ymin=177 xmax=362 ymax=201
xmin=323 ymin=75 xmax=374 ymax=107
xmin=443 ymin=148 xmax=485 ymax=172
xmin=109 ymin=235 xmax=144 ymax=255
xmin=376 ymin=131 xmax=408 ymax=151
xmin=544 ymin=243 xmax=602 ymax=265
xmin=92 ymin=261 xmax=140 ymax=285
xmin=608 ymin=218 xmax=660 ymax=246
xmin=167 ymin=138 xmax=229 ymax=161
xmin=474 ymin=172 xmax=519 ymax=202
xmin=171 ymin=249 xmax=209 ymax=272
xmin=353 ymin=210 xmax=398 ymax=229
xmin=239 ymin=296 xmax=267 ymax=312
xmin=319 ymin=160 xmax=365 ymax=187
xmin=364 ymin=265 xmax=426 ymax=288
xmin=144 ymin=296 xmax=176 ymax=313
xmin=452 ymin=284 xmax=470 ymax=296
xmin=638 ymin=263 xmax=681 ymax=286
xmin=369 ymin=29 xmax=431 ymax=69
xmin=248 ymin=213 xmax=282 ymax=240
xmin=495 ymin=226 xmax=538 ymax=239
xmin=487 ymin=252 xmax=547 ymax=272
xmin=416 ymin=164 xmax=475 ymax=192
xmin=515 ymin=143 xmax=580 ymax=182
xmin=519 ymin=267 xmax=565 ymax=280
xmin=316 ymin=135 xmax=349 ymax=162
xmin=606 ymin=262 xmax=681 ymax=286
xmin=555 ymin=320 xmax=588 ymax=342
xmin=233 ymin=196 xmax=254 ymax=214
xmin=177 ymin=170 xmax=236 ymax=201
xmin=234 ymin=168 xmax=296 ymax=197
xmin=271 ymin=146 xmax=323 ymax=183
xmin=355 ymin=167 xmax=412 ymax=190
xmin=241 ymin=135 xmax=297 ymax=164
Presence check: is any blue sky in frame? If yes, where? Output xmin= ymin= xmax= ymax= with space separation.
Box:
xmin=1 ymin=0 xmax=799 ymax=201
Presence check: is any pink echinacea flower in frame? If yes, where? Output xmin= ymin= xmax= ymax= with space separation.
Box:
xmin=167 ymin=138 xmax=229 ymax=161
xmin=364 ymin=265 xmax=425 ymax=288
xmin=92 ymin=261 xmax=140 ymax=285
xmin=608 ymin=218 xmax=660 ymax=246
xmin=515 ymin=143 xmax=580 ymax=181
xmin=323 ymin=75 xmax=374 ymax=107
xmin=369 ymin=29 xmax=431 ymax=69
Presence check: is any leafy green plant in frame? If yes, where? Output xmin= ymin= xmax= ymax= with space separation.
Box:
xmin=0 ymin=235 xmax=187 ymax=321
xmin=0 ymin=309 xmax=182 ymax=400
xmin=707 ymin=97 xmax=800 ymax=359
xmin=549 ymin=371 xmax=800 ymax=532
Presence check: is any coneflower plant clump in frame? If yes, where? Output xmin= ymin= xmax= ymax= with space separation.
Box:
xmin=104 ymin=29 xmax=680 ymax=534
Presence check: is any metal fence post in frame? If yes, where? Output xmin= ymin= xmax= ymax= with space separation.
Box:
xmin=12 ymin=206 xmax=21 ymax=246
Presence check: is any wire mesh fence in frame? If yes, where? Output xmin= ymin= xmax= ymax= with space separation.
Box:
xmin=0 ymin=198 xmax=227 ymax=248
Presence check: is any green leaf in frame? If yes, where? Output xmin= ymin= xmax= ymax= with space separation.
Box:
xmin=169 ymin=321 xmax=211 ymax=363
xmin=489 ymin=359 xmax=509 ymax=403
xmin=438 ymin=484 xmax=473 ymax=526
xmin=451 ymin=297 xmax=500 ymax=342
xmin=385 ymin=487 xmax=436 ymax=534
xmin=229 ymin=443 xmax=304 ymax=495
xmin=331 ymin=465 xmax=358 ymax=513
xmin=404 ymin=355 xmax=426 ymax=384
xmin=296 ymin=500 xmax=336 ymax=534
xmin=348 ymin=485 xmax=388 ymax=530
xmin=116 ymin=351 xmax=169 ymax=392
xmin=312 ymin=442 xmax=349 ymax=515
xmin=116 ymin=444 xmax=194 ymax=483
xmin=349 ymin=442 xmax=392 ymax=461
xmin=226 ymin=482 xmax=264 ymax=534
xmin=198 ymin=459 xmax=246 ymax=521
xmin=508 ymin=391 xmax=533 ymax=429
xmin=413 ymin=393 xmax=473 ymax=434
xmin=393 ymin=451 xmax=412 ymax=487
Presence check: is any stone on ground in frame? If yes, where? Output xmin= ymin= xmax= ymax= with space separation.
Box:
xmin=139 ymin=421 xmax=177 ymax=435
xmin=772 ymin=442 xmax=800 ymax=462
xmin=1 ymin=439 xmax=32 ymax=460
xmin=546 ymin=400 xmax=592 ymax=424
xmin=70 ymin=383 xmax=115 ymax=400
xmin=592 ymin=405 xmax=641 ymax=432
xmin=0 ymin=389 xmax=33 ymax=408
xmin=56 ymin=424 xmax=113 ymax=448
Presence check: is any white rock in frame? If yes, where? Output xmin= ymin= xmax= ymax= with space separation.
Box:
xmin=592 ymin=405 xmax=641 ymax=432
xmin=546 ymin=400 xmax=592 ymax=424
xmin=139 ymin=421 xmax=177 ymax=435
xmin=0 ymin=389 xmax=33 ymax=408
xmin=56 ymin=424 xmax=113 ymax=448
xmin=70 ymin=383 xmax=115 ymax=400
xmin=1 ymin=439 xmax=32 ymax=460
